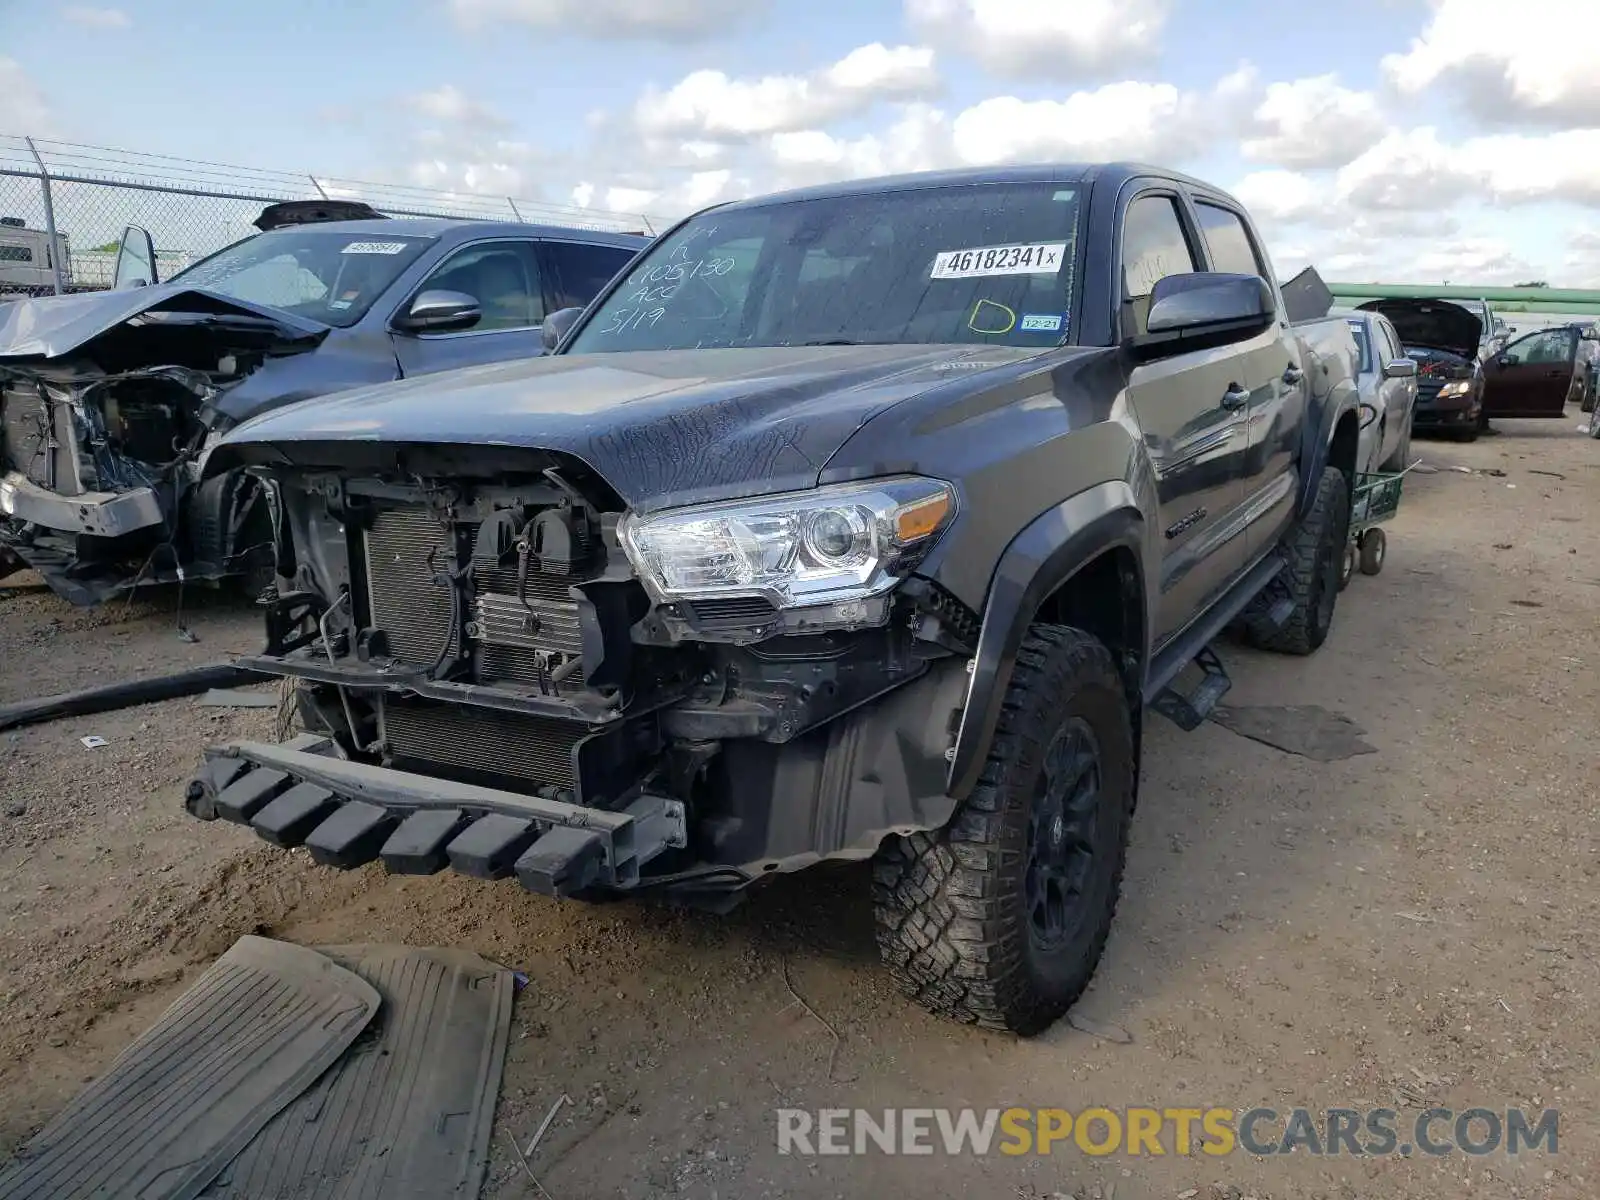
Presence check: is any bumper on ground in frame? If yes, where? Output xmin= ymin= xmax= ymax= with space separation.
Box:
xmin=187 ymin=734 xmax=688 ymax=896
xmin=0 ymin=471 xmax=165 ymax=537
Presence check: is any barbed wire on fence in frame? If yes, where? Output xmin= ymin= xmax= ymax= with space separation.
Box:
xmin=0 ymin=133 xmax=662 ymax=298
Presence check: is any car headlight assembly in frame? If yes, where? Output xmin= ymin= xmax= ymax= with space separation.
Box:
xmin=619 ymin=476 xmax=957 ymax=631
xmin=1436 ymin=379 xmax=1471 ymax=398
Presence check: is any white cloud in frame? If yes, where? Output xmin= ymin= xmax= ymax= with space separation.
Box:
xmin=1561 ymin=228 xmax=1600 ymax=287
xmin=449 ymin=0 xmax=760 ymax=41
xmin=1334 ymin=127 xmax=1473 ymax=213
xmin=1241 ymin=75 xmax=1388 ymax=169
xmin=949 ymin=71 xmax=1254 ymax=166
xmin=407 ymin=85 xmax=509 ymax=129
xmin=62 ymin=6 xmax=130 ymax=29
xmin=568 ymin=169 xmax=742 ymax=221
xmin=1383 ymin=0 xmax=1600 ymax=127
xmin=907 ymin=0 xmax=1167 ymax=79
xmin=1472 ymin=129 xmax=1600 ymax=205
xmin=763 ymin=104 xmax=953 ymax=188
xmin=634 ymin=43 xmax=938 ymax=141
xmin=0 ymin=58 xmax=53 ymax=134
xmin=1232 ymin=169 xmax=1324 ymax=223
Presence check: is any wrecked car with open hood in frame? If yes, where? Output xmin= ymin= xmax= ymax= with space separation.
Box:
xmin=0 ymin=206 xmax=648 ymax=604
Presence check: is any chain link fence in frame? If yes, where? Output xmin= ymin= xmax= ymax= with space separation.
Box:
xmin=1 ymin=134 xmax=659 ymax=301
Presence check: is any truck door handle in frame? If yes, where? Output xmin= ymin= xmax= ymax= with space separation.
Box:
xmin=1221 ymin=384 xmax=1250 ymax=410
xmin=1282 ymin=364 xmax=1304 ymax=385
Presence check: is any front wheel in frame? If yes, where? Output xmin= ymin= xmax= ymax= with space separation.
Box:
xmin=1588 ymin=400 xmax=1600 ymax=438
xmin=872 ymin=625 xmax=1135 ymax=1035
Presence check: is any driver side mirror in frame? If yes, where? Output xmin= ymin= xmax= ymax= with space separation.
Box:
xmin=1131 ymin=272 xmax=1276 ymax=361
xmin=112 ymin=225 xmax=158 ymax=290
xmin=1382 ymin=357 xmax=1417 ymax=379
xmin=393 ymin=289 xmax=481 ymax=334
xmin=541 ymin=305 xmax=583 ymax=353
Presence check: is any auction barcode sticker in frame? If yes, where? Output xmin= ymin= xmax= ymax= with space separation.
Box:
xmin=341 ymin=241 xmax=409 ymax=255
xmin=930 ymin=242 xmax=1066 ymax=280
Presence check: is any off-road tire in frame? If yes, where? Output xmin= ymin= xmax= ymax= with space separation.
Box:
xmin=871 ymin=625 xmax=1135 ymax=1035
xmin=1240 ymin=466 xmax=1349 ymax=656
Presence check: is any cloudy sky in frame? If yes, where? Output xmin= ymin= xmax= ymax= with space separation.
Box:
xmin=3 ymin=0 xmax=1598 ymax=285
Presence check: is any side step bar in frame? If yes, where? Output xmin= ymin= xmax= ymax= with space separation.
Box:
xmin=1150 ymin=644 xmax=1231 ymax=731
xmin=186 ymin=736 xmax=687 ymax=895
xmin=1145 ymin=551 xmax=1294 ymax=732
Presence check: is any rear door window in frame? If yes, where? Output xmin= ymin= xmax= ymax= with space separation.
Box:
xmin=543 ymin=241 xmax=640 ymax=311
xmin=1194 ymin=201 xmax=1265 ymax=278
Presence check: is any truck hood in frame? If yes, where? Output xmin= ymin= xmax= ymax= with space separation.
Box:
xmin=1356 ymin=298 xmax=1482 ymax=361
xmin=0 ymin=284 xmax=327 ymax=363
xmin=212 ymin=343 xmax=1047 ymax=511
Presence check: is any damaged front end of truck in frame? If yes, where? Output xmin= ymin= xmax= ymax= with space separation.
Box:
xmin=183 ymin=419 xmax=979 ymax=908
xmin=0 ymin=287 xmax=326 ymax=604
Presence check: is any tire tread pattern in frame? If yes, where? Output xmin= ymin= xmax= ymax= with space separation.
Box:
xmin=871 ymin=626 xmax=1133 ymax=1035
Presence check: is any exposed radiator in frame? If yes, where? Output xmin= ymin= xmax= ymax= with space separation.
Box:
xmin=382 ymin=700 xmax=583 ymax=790
xmin=363 ymin=506 xmax=586 ymax=682
xmin=364 ymin=507 xmax=458 ymax=664
xmin=1 ymin=383 xmax=60 ymax=489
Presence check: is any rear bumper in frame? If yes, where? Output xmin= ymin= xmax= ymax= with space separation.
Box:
xmin=0 ymin=470 xmax=165 ymax=537
xmin=187 ymin=734 xmax=687 ymax=896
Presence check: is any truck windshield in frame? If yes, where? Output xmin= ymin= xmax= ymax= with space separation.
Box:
xmin=565 ymin=183 xmax=1083 ymax=353
xmin=167 ymin=229 xmax=436 ymax=328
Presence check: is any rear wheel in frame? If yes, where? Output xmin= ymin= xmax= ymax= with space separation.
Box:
xmin=1241 ymin=466 xmax=1349 ymax=656
xmin=872 ymin=625 xmax=1135 ymax=1035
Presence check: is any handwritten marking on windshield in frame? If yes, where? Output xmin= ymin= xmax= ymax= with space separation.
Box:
xmin=600 ymin=307 xmax=667 ymax=335
xmin=968 ymin=300 xmax=1017 ymax=335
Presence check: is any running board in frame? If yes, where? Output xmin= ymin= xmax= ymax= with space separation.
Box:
xmin=1150 ymin=644 xmax=1231 ymax=731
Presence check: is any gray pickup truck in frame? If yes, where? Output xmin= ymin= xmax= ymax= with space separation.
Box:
xmin=184 ymin=163 xmax=1361 ymax=1035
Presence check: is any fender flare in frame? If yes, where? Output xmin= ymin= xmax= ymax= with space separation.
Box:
xmin=946 ymin=481 xmax=1147 ymax=801
xmin=1295 ymin=367 xmax=1361 ymax=518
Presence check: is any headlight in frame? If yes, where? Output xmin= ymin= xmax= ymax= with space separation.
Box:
xmin=1436 ymin=379 xmax=1471 ymax=398
xmin=619 ymin=475 xmax=957 ymax=613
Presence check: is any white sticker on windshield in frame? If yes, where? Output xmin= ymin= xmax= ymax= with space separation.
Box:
xmin=340 ymin=241 xmax=409 ymax=255
xmin=930 ymin=242 xmax=1066 ymax=280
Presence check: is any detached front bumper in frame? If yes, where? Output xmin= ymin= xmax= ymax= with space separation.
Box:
xmin=187 ymin=734 xmax=688 ymax=896
xmin=0 ymin=470 xmax=166 ymax=537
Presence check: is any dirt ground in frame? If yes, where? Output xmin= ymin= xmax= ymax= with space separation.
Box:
xmin=1 ymin=419 xmax=1596 ymax=1200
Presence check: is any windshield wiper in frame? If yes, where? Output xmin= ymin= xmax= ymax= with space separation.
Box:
xmin=803 ymin=338 xmax=863 ymax=346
